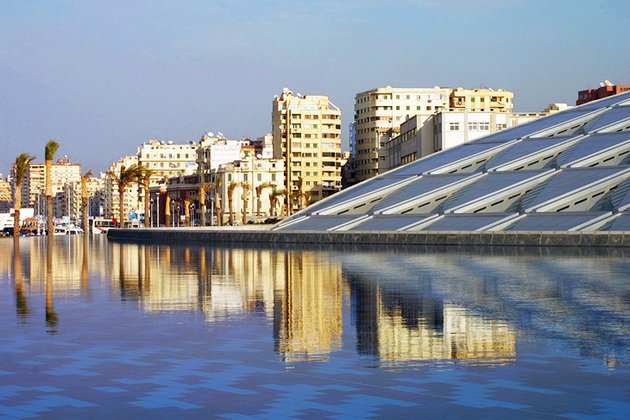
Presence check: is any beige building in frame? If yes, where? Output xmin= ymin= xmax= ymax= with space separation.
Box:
xmin=211 ymin=156 xmax=285 ymax=223
xmin=383 ymin=107 xmax=554 ymax=172
xmin=0 ymin=174 xmax=11 ymax=212
xmin=272 ymin=88 xmax=343 ymax=210
xmin=137 ymin=139 xmax=198 ymax=186
xmin=196 ymin=133 xmax=244 ymax=183
xmin=353 ymin=86 xmax=515 ymax=181
xmin=104 ymin=155 xmax=139 ymax=221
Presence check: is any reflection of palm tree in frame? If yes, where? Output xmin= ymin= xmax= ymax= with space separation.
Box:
xmin=81 ymin=235 xmax=88 ymax=296
xmin=227 ymin=181 xmax=239 ymax=225
xmin=81 ymin=170 xmax=93 ymax=232
xmin=136 ymin=168 xmax=154 ymax=228
xmin=46 ymin=239 xmax=58 ymax=333
xmin=13 ymin=239 xmax=29 ymax=320
xmin=12 ymin=153 xmax=36 ymax=238
xmin=256 ymin=182 xmax=275 ymax=217
xmin=45 ymin=140 xmax=59 ymax=236
xmin=241 ymin=182 xmax=251 ymax=225
xmin=107 ymin=164 xmax=143 ymax=227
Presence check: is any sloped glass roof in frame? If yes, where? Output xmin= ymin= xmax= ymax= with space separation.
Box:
xmin=485 ymin=136 xmax=580 ymax=171
xmin=582 ymin=106 xmax=630 ymax=132
xmin=279 ymin=215 xmax=365 ymax=231
xmin=440 ymin=170 xmax=550 ymax=212
xmin=506 ymin=212 xmax=611 ymax=231
xmin=556 ymin=133 xmax=630 ymax=167
xmin=422 ymin=213 xmax=518 ymax=231
xmin=385 ymin=142 xmax=511 ymax=177
xmin=304 ymin=176 xmax=413 ymax=215
xmin=576 ymin=91 xmax=630 ymax=110
xmin=475 ymin=109 xmax=600 ymax=143
xmin=611 ymin=179 xmax=630 ymax=210
xmin=371 ymin=174 xmax=476 ymax=213
xmin=349 ymin=214 xmax=437 ymax=231
xmin=602 ymin=213 xmax=630 ymax=231
xmin=521 ymin=167 xmax=628 ymax=211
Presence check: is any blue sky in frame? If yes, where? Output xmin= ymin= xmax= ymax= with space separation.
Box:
xmin=1 ymin=0 xmax=629 ymax=173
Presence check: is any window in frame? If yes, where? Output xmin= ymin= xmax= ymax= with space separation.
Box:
xmin=449 ymin=122 xmax=460 ymax=131
xmin=469 ymin=122 xmax=479 ymax=130
xmin=406 ymin=95 xmax=410 ymax=99
xmin=228 ymin=174 xmax=232 ymax=182
xmin=406 ymin=106 xmax=410 ymax=110
xmin=243 ymin=174 xmax=248 ymax=181
xmin=417 ymin=106 xmax=421 ymax=110
xmin=396 ymin=106 xmax=400 ymax=110
xmin=271 ymin=174 xmax=276 ymax=181
xmin=257 ymin=174 xmax=262 ymax=181
xmin=480 ymin=122 xmax=490 ymax=130
xmin=396 ymin=95 xmax=400 ymax=99
xmin=426 ymin=106 xmax=432 ymax=111
xmin=471 ymin=97 xmax=475 ymax=102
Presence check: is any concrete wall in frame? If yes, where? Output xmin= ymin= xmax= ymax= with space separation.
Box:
xmin=107 ymin=228 xmax=630 ymax=247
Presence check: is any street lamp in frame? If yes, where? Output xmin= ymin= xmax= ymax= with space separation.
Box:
xmin=170 ymin=200 xmax=175 ymax=227
xmin=155 ymin=192 xmax=160 ymax=227
xmin=150 ymin=198 xmax=154 ymax=228
xmin=189 ymin=203 xmax=195 ymax=227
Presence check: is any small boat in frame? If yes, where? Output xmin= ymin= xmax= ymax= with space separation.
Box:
xmin=54 ymin=225 xmax=84 ymax=235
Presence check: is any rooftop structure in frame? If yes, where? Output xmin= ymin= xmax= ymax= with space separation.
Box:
xmin=274 ymin=92 xmax=630 ymax=233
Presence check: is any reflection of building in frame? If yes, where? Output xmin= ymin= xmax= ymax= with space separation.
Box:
xmin=273 ymin=252 xmax=343 ymax=362
xmin=349 ymin=275 xmax=515 ymax=365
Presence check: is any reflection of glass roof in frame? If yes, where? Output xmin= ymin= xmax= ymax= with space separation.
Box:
xmin=385 ymin=142 xmax=510 ymax=177
xmin=485 ymin=136 xmax=579 ymax=170
xmin=279 ymin=215 xmax=365 ymax=231
xmin=441 ymin=171 xmax=549 ymax=212
xmin=602 ymin=213 xmax=630 ymax=231
xmin=556 ymin=133 xmax=630 ymax=167
xmin=506 ymin=212 xmax=611 ymax=231
xmin=350 ymin=215 xmax=436 ymax=231
xmin=371 ymin=174 xmax=475 ymax=212
xmin=582 ymin=106 xmax=630 ymax=132
xmin=422 ymin=213 xmax=517 ymax=231
xmin=521 ymin=167 xmax=628 ymax=211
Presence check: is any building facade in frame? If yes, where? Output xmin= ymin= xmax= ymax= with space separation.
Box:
xmin=137 ymin=139 xmax=198 ymax=186
xmin=353 ymin=86 xmax=515 ymax=182
xmin=272 ymin=89 xmax=342 ymax=210
xmin=104 ymin=155 xmax=139 ymax=221
xmin=196 ymin=133 xmax=244 ymax=183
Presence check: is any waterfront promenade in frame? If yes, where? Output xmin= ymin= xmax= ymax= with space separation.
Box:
xmin=107 ymin=227 xmax=630 ymax=247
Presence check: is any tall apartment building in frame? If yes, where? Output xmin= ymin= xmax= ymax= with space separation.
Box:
xmin=353 ymin=86 xmax=514 ymax=182
xmin=272 ymin=88 xmax=342 ymax=209
xmin=0 ymin=174 xmax=11 ymax=212
xmin=137 ymin=139 xmax=198 ymax=186
xmin=18 ymin=156 xmax=82 ymax=209
xmin=104 ymin=155 xmax=139 ymax=221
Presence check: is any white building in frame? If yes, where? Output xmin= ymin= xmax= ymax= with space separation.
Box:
xmin=383 ymin=109 xmax=549 ymax=172
xmin=196 ymin=133 xmax=244 ymax=182
xmin=137 ymin=139 xmax=198 ymax=186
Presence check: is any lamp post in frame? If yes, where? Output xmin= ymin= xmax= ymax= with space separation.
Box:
xmin=189 ymin=203 xmax=195 ymax=227
xmin=156 ymin=192 xmax=160 ymax=227
xmin=150 ymin=198 xmax=154 ymax=228
xmin=170 ymin=200 xmax=175 ymax=227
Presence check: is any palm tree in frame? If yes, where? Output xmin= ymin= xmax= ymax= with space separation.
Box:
xmin=214 ymin=175 xmax=223 ymax=226
xmin=198 ymin=181 xmax=214 ymax=226
xmin=45 ymin=140 xmax=59 ymax=236
xmin=12 ymin=153 xmax=36 ymax=238
xmin=81 ymin=170 xmax=93 ymax=233
xmin=241 ymin=182 xmax=251 ymax=225
xmin=290 ymin=176 xmax=309 ymax=212
xmin=227 ymin=181 xmax=239 ymax=225
xmin=255 ymin=182 xmax=274 ymax=217
xmin=269 ymin=187 xmax=285 ymax=217
xmin=136 ymin=167 xmax=154 ymax=228
xmin=107 ymin=164 xmax=142 ymax=228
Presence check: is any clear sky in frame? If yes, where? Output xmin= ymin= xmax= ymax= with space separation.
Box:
xmin=1 ymin=0 xmax=629 ymax=174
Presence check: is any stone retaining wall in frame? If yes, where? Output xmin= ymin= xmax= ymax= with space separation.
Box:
xmin=107 ymin=228 xmax=630 ymax=247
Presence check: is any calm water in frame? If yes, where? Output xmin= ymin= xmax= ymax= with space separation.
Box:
xmin=1 ymin=236 xmax=629 ymax=418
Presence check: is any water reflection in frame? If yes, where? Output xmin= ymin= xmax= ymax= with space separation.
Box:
xmin=3 ymin=238 xmax=628 ymax=367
